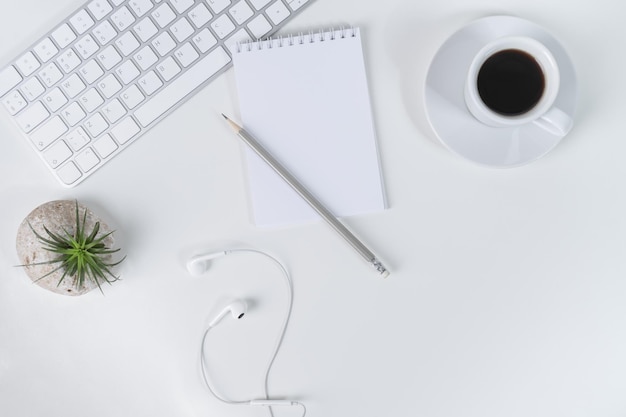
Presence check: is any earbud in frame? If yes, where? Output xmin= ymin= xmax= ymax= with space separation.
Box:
xmin=186 ymin=251 xmax=229 ymax=276
xmin=208 ymin=300 xmax=247 ymax=328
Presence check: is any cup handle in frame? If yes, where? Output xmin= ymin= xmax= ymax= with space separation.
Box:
xmin=533 ymin=107 xmax=573 ymax=136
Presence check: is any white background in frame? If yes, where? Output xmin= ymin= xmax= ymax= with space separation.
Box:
xmin=1 ymin=0 xmax=626 ymax=416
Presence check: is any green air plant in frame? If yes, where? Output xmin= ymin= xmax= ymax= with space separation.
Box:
xmin=25 ymin=201 xmax=124 ymax=293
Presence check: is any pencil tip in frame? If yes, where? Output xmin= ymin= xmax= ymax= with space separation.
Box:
xmin=221 ymin=113 xmax=240 ymax=132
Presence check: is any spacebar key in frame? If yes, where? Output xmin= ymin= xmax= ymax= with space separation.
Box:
xmin=135 ymin=47 xmax=231 ymax=127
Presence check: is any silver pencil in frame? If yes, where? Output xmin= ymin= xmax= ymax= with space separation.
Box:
xmin=222 ymin=114 xmax=389 ymax=278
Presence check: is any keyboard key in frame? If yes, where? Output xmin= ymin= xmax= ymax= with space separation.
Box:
xmin=193 ymin=28 xmax=217 ymax=53
xmin=116 ymin=60 xmax=140 ymax=84
xmin=247 ymin=14 xmax=272 ymax=38
xmin=98 ymin=45 xmax=122 ymax=70
xmin=152 ymin=32 xmax=176 ymax=56
xmin=56 ymin=49 xmax=82 ymax=73
xmin=111 ymin=6 xmax=136 ymax=30
xmin=188 ymin=4 xmax=212 ymax=28
xmin=102 ymin=99 xmax=126 ymax=123
xmin=287 ymin=0 xmax=310 ymax=11
xmin=171 ymin=18 xmax=195 ymax=42
xmin=66 ymin=127 xmax=91 ymax=151
xmin=16 ymin=52 xmax=40 ymax=77
xmin=225 ymin=29 xmax=252 ymax=53
xmin=135 ymin=47 xmax=231 ymax=127
xmin=21 ymin=78 xmax=46 ymax=100
xmin=30 ymin=116 xmax=67 ymax=150
xmin=111 ymin=117 xmax=140 ymax=144
xmin=61 ymin=74 xmax=86 ymax=98
xmin=0 ymin=66 xmax=23 ymax=97
xmin=266 ymin=0 xmax=290 ymax=25
xmin=174 ymin=43 xmax=199 ymax=67
xmin=116 ymin=32 xmax=141 ymax=56
xmin=16 ymin=102 xmax=49 ymax=132
xmin=207 ymin=0 xmax=231 ymax=14
xmin=79 ymin=60 xmax=105 ymax=84
xmin=157 ymin=57 xmax=181 ymax=81
xmin=61 ymin=102 xmax=87 ymax=126
xmin=85 ymin=112 xmax=108 ymax=136
xmin=171 ymin=0 xmax=194 ymax=14
xmin=134 ymin=46 xmax=158 ymax=70
xmin=133 ymin=17 xmax=158 ymax=42
xmin=79 ymin=85 xmax=103 ymax=112
xmin=76 ymin=35 xmax=99 ymax=59
xmin=120 ymin=85 xmax=145 ymax=109
xmin=76 ymin=147 xmax=100 ymax=172
xmin=152 ymin=3 xmax=176 ymax=28
xmin=93 ymin=133 xmax=118 ymax=157
xmin=79 ymin=88 xmax=104 ymax=112
xmin=39 ymin=63 xmax=64 ymax=87
xmin=138 ymin=71 xmax=163 ymax=95
xmin=93 ymin=20 xmax=118 ymax=45
xmin=44 ymin=140 xmax=72 ymax=168
xmin=43 ymin=88 xmax=68 ymax=112
xmin=129 ymin=0 xmax=154 ymax=17
xmin=70 ymin=10 xmax=95 ymax=35
xmin=98 ymin=74 xmax=122 ymax=98
xmin=249 ymin=0 xmax=272 ymax=10
xmin=229 ymin=1 xmax=254 ymax=24
xmin=51 ymin=24 xmax=77 ymax=48
xmin=88 ymin=1 xmax=114 ymax=20
xmin=57 ymin=161 xmax=82 ymax=185
xmin=34 ymin=38 xmax=59 ymax=63
xmin=3 ymin=91 xmax=27 ymax=115
xmin=211 ymin=14 xmax=236 ymax=39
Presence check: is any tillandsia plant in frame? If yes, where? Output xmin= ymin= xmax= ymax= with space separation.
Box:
xmin=23 ymin=200 xmax=125 ymax=293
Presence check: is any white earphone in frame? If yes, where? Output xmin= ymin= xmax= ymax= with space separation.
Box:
xmin=207 ymin=299 xmax=247 ymax=328
xmin=190 ymin=248 xmax=305 ymax=415
xmin=186 ymin=251 xmax=230 ymax=276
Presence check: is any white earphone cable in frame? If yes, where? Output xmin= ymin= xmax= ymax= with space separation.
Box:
xmin=198 ymin=248 xmax=306 ymax=417
xmin=200 ymin=324 xmax=250 ymax=405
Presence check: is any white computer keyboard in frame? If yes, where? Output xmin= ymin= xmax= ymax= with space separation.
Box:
xmin=0 ymin=0 xmax=314 ymax=187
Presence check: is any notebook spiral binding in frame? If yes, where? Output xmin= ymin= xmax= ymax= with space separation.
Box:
xmin=236 ymin=27 xmax=358 ymax=53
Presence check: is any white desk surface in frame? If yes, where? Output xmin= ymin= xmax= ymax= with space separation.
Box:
xmin=1 ymin=1 xmax=625 ymax=416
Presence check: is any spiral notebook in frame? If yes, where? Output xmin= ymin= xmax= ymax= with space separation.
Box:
xmin=232 ymin=28 xmax=386 ymax=227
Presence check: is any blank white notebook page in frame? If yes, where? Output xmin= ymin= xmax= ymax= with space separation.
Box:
xmin=232 ymin=28 xmax=386 ymax=227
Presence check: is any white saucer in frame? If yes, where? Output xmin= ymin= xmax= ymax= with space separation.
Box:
xmin=424 ymin=16 xmax=577 ymax=167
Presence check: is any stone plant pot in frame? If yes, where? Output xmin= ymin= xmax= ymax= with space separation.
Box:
xmin=15 ymin=200 xmax=115 ymax=296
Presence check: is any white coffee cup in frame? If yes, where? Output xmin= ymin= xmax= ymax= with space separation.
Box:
xmin=464 ymin=36 xmax=572 ymax=136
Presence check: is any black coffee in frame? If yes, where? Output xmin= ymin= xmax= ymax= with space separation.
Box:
xmin=477 ymin=49 xmax=545 ymax=116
